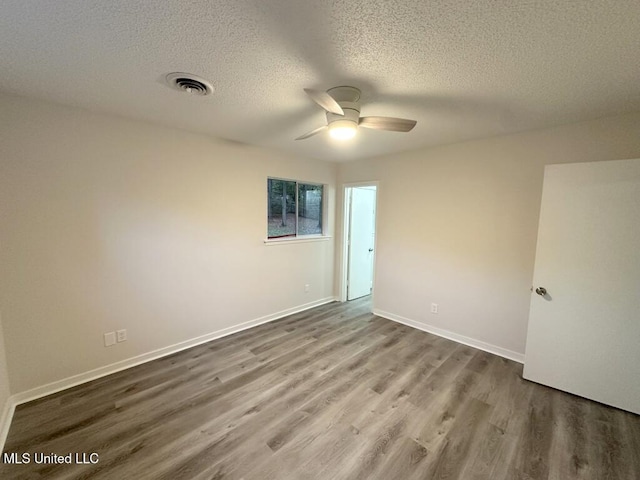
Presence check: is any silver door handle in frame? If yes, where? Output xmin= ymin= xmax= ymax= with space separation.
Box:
xmin=535 ymin=287 xmax=547 ymax=296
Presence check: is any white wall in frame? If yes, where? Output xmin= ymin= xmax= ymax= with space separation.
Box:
xmin=0 ymin=93 xmax=337 ymax=394
xmin=338 ymin=112 xmax=640 ymax=358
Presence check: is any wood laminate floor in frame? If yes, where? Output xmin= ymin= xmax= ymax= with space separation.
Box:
xmin=2 ymin=298 xmax=639 ymax=479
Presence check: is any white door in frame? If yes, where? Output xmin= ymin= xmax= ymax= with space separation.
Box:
xmin=523 ymin=158 xmax=640 ymax=414
xmin=347 ymin=187 xmax=376 ymax=300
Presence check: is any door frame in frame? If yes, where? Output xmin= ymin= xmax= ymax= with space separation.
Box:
xmin=339 ymin=182 xmax=379 ymax=302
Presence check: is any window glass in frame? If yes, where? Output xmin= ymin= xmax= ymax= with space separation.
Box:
xmin=298 ymin=183 xmax=323 ymax=236
xmin=267 ymin=179 xmax=297 ymax=238
xmin=267 ymin=179 xmax=324 ymax=239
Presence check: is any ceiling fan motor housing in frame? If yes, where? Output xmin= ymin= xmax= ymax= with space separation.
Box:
xmin=327 ymin=102 xmax=360 ymax=128
xmin=326 ymin=86 xmax=361 ymax=103
xmin=326 ymin=87 xmax=362 ymax=131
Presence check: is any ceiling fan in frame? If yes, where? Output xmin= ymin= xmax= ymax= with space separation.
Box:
xmin=296 ymin=86 xmax=417 ymax=141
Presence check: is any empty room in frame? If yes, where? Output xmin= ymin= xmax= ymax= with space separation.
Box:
xmin=1 ymin=1 xmax=639 ymax=479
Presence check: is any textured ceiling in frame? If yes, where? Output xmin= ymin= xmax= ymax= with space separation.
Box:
xmin=1 ymin=1 xmax=639 ymax=162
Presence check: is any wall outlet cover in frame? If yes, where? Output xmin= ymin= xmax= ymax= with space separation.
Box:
xmin=116 ymin=329 xmax=127 ymax=342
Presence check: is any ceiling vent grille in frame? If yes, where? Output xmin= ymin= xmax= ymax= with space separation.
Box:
xmin=165 ymin=72 xmax=214 ymax=96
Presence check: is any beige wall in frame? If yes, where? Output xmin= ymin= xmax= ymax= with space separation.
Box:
xmin=2 ymin=89 xmax=639 ymax=395
xmin=0 ymin=94 xmax=337 ymax=394
xmin=338 ymin=112 xmax=640 ymax=357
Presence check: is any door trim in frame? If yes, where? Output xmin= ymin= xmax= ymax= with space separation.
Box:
xmin=339 ymin=181 xmax=379 ymax=302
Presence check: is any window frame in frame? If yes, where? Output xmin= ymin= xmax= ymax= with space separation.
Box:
xmin=265 ymin=177 xmax=329 ymax=244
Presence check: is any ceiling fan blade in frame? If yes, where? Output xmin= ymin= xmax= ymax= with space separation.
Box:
xmin=304 ymin=89 xmax=344 ymax=115
xmin=295 ymin=125 xmax=328 ymax=140
xmin=359 ymin=116 xmax=417 ymax=132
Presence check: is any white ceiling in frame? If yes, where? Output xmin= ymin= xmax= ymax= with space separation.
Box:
xmin=1 ymin=1 xmax=639 ymax=162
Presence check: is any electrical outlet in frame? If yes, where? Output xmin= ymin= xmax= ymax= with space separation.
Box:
xmin=304 ymin=284 xmax=310 ymax=293
xmin=116 ymin=329 xmax=127 ymax=342
xmin=104 ymin=332 xmax=116 ymax=347
xmin=430 ymin=303 xmax=439 ymax=314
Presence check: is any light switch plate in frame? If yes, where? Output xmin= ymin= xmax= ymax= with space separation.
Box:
xmin=104 ymin=332 xmax=116 ymax=347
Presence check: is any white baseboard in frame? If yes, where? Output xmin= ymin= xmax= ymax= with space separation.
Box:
xmin=373 ymin=309 xmax=525 ymax=364
xmin=0 ymin=395 xmax=17 ymax=454
xmin=11 ymin=296 xmax=338 ymax=407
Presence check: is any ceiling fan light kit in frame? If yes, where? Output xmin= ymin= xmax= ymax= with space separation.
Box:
xmin=327 ymin=102 xmax=360 ymax=140
xmin=329 ymin=120 xmax=357 ymax=140
xmin=297 ymin=86 xmax=417 ymax=142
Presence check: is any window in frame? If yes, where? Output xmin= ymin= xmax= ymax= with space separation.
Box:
xmin=267 ymin=178 xmax=324 ymax=239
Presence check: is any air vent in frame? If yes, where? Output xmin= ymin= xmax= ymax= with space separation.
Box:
xmin=165 ymin=72 xmax=214 ymax=96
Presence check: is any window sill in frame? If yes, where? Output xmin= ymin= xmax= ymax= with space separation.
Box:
xmin=264 ymin=235 xmax=332 ymax=246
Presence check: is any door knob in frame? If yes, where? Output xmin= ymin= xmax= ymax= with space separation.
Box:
xmin=368 ymin=248 xmax=374 ymax=252
xmin=535 ymin=287 xmax=547 ymax=296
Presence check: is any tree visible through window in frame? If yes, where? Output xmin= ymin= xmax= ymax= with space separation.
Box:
xmin=268 ymin=178 xmax=323 ymax=238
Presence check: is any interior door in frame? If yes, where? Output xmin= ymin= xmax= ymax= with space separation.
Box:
xmin=523 ymin=158 xmax=640 ymax=414
xmin=347 ymin=187 xmax=376 ymax=300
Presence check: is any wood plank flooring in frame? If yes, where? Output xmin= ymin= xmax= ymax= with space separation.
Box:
xmin=2 ymin=298 xmax=639 ymax=479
